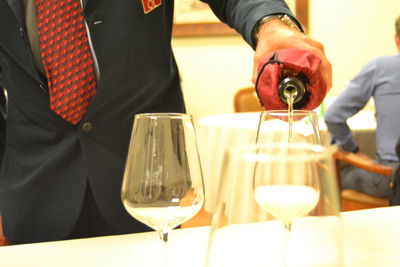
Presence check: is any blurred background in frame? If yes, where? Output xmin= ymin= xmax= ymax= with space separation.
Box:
xmin=172 ymin=0 xmax=400 ymax=120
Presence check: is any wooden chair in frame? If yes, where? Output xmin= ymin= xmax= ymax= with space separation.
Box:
xmin=183 ymin=87 xmax=263 ymax=229
xmin=0 ymin=215 xmax=10 ymax=246
xmin=181 ymin=208 xmax=211 ymax=228
xmin=233 ymin=87 xmax=264 ymax=112
xmin=332 ymin=151 xmax=392 ymax=211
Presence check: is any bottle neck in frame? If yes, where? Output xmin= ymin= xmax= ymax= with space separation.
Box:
xmin=278 ymin=76 xmax=306 ymax=105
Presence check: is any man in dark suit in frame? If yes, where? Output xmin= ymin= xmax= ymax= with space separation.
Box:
xmin=0 ymin=0 xmax=332 ymax=244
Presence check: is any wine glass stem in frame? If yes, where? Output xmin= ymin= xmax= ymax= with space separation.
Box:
xmin=160 ymin=232 xmax=169 ymax=267
xmin=284 ymin=222 xmax=292 ymax=232
xmin=160 ymin=232 xmax=168 ymax=242
xmin=283 ymin=222 xmax=292 ymax=267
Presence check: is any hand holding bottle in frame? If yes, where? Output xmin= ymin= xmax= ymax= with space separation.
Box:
xmin=255 ymin=48 xmax=328 ymax=110
xmin=252 ymin=18 xmax=331 ymax=110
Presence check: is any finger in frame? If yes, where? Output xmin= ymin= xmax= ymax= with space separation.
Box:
xmin=252 ymin=61 xmax=258 ymax=84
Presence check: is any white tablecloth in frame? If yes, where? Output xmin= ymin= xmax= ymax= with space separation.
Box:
xmin=0 ymin=206 xmax=399 ymax=267
xmin=196 ymin=111 xmax=376 ymax=213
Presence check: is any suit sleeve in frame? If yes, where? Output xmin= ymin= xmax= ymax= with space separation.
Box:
xmin=202 ymin=0 xmax=297 ymax=47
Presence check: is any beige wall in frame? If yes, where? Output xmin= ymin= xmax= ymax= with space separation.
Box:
xmin=172 ymin=36 xmax=253 ymax=121
xmin=309 ymin=0 xmax=400 ymax=96
xmin=172 ymin=1 xmax=400 ymax=120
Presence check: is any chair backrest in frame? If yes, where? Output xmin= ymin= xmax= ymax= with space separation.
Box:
xmin=233 ymin=87 xmax=264 ymax=112
xmin=332 ymin=151 xmax=391 ymax=211
xmin=341 ymin=189 xmax=389 ymax=211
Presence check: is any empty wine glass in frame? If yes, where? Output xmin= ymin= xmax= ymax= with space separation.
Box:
xmin=206 ymin=143 xmax=342 ymax=267
xmin=121 ymin=113 xmax=205 ymax=265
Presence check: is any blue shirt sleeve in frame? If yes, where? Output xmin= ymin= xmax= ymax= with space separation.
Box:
xmin=324 ymin=59 xmax=378 ymax=152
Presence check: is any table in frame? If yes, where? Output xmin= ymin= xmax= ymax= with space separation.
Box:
xmin=196 ymin=111 xmax=376 ymax=213
xmin=0 ymin=206 xmax=399 ymax=266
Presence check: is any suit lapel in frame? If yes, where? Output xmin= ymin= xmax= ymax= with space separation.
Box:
xmin=3 ymin=0 xmax=47 ymax=86
xmin=82 ymin=0 xmax=89 ymax=9
xmin=6 ymin=0 xmax=24 ymax=27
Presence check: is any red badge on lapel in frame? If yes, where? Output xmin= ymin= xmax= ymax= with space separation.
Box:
xmin=142 ymin=0 xmax=162 ymax=14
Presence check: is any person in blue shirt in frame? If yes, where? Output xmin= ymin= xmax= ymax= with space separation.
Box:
xmin=324 ymin=16 xmax=400 ymax=198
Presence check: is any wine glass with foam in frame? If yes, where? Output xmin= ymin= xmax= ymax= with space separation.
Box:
xmin=252 ymin=143 xmax=323 ymax=267
xmin=252 ymin=143 xmax=321 ymax=232
xmin=121 ymin=113 xmax=204 ymax=265
xmin=206 ymin=143 xmax=342 ymax=267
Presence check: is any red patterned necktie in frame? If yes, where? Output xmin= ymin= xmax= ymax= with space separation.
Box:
xmin=35 ymin=0 xmax=97 ymax=124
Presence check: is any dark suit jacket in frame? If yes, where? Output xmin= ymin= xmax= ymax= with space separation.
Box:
xmin=0 ymin=0 xmax=293 ymax=243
